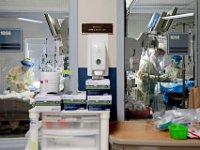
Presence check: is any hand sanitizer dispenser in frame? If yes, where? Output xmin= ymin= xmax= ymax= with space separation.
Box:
xmin=88 ymin=39 xmax=108 ymax=79
xmin=91 ymin=42 xmax=107 ymax=77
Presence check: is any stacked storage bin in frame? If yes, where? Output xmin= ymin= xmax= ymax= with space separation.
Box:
xmin=40 ymin=111 xmax=110 ymax=150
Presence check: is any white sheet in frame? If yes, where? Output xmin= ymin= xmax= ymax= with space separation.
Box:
xmin=0 ymin=91 xmax=34 ymax=102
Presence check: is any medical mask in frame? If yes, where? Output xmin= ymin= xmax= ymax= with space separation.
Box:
xmin=23 ymin=66 xmax=30 ymax=72
xmin=174 ymin=61 xmax=180 ymax=66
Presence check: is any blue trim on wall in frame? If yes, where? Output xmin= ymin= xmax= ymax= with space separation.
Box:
xmin=78 ymin=67 xmax=117 ymax=121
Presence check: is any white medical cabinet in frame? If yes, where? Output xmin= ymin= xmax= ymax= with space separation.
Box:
xmin=28 ymin=108 xmax=110 ymax=150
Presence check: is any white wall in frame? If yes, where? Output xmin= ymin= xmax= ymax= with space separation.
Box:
xmin=78 ymin=0 xmax=116 ymax=68
xmin=0 ymin=0 xmax=68 ymax=12
xmin=127 ymin=14 xmax=152 ymax=39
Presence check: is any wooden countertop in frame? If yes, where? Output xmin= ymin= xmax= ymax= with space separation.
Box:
xmin=109 ymin=120 xmax=200 ymax=146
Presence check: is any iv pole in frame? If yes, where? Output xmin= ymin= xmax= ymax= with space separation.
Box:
xmin=182 ymin=23 xmax=186 ymax=108
xmin=171 ymin=22 xmax=195 ymax=108
xmin=162 ymin=13 xmax=195 ymax=108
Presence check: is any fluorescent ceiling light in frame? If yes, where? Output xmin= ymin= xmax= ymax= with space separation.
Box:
xmin=17 ymin=18 xmax=43 ymax=24
xmin=162 ymin=13 xmax=194 ymax=20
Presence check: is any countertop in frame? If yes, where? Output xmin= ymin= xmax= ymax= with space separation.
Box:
xmin=110 ymin=120 xmax=200 ymax=146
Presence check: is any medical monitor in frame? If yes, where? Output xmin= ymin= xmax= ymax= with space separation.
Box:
xmin=153 ymin=12 xmax=167 ymax=34
xmin=54 ymin=18 xmax=61 ymax=34
xmin=167 ymin=33 xmax=189 ymax=55
xmin=60 ymin=17 xmax=69 ymax=54
xmin=162 ymin=7 xmax=178 ymax=32
xmin=0 ymin=28 xmax=23 ymax=52
xmin=152 ymin=7 xmax=178 ymax=34
xmin=44 ymin=13 xmax=61 ymax=39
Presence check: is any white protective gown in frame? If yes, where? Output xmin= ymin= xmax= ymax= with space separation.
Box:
xmin=135 ymin=49 xmax=171 ymax=105
xmin=6 ymin=66 xmax=34 ymax=93
xmin=165 ymin=64 xmax=182 ymax=79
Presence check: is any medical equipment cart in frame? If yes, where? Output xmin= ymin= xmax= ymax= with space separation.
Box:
xmin=28 ymin=108 xmax=110 ymax=150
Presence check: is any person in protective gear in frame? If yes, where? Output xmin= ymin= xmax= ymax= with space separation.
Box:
xmin=165 ymin=55 xmax=182 ymax=79
xmin=135 ymin=48 xmax=174 ymax=106
xmin=6 ymin=58 xmax=34 ymax=93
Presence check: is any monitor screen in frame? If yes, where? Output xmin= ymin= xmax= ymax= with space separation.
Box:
xmin=0 ymin=28 xmax=23 ymax=52
xmin=150 ymin=7 xmax=178 ymax=34
xmin=60 ymin=17 xmax=69 ymax=54
xmin=153 ymin=12 xmax=167 ymax=34
xmin=162 ymin=7 xmax=178 ymax=32
xmin=167 ymin=33 xmax=189 ymax=55
xmin=44 ymin=13 xmax=58 ymax=38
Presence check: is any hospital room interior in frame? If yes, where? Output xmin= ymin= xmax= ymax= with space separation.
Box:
xmin=0 ymin=0 xmax=200 ymax=150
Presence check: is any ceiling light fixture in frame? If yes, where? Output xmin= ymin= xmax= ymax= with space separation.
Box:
xmin=17 ymin=18 xmax=43 ymax=24
xmin=162 ymin=12 xmax=194 ymax=20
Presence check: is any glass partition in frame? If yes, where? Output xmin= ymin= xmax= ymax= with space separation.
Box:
xmin=125 ymin=0 xmax=196 ymax=119
xmin=0 ymin=1 xmax=69 ymax=137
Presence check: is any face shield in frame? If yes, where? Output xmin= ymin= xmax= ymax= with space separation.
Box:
xmin=21 ymin=58 xmax=34 ymax=67
xmin=171 ymin=55 xmax=182 ymax=67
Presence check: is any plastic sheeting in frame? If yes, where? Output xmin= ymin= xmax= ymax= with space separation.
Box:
xmin=160 ymin=80 xmax=194 ymax=104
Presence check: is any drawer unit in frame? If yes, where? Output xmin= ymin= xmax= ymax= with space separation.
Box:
xmin=27 ymin=109 xmax=110 ymax=150
xmin=42 ymin=134 xmax=99 ymax=150
xmin=42 ymin=113 xmax=100 ymax=130
xmin=41 ymin=112 xmax=101 ymax=150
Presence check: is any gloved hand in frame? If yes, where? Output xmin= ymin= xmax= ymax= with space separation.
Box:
xmin=171 ymin=78 xmax=177 ymax=83
xmin=140 ymin=73 xmax=148 ymax=80
xmin=149 ymin=75 xmax=158 ymax=80
xmin=17 ymin=83 xmax=26 ymax=90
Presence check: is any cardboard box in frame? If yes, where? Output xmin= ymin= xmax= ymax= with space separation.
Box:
xmin=34 ymin=94 xmax=61 ymax=112
xmin=87 ymin=95 xmax=112 ymax=111
xmin=62 ymin=92 xmax=87 ymax=111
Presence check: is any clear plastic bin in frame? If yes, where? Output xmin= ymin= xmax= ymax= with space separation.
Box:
xmin=43 ymin=120 xmax=80 ymax=129
xmin=43 ymin=113 xmax=99 ymax=130
xmin=81 ymin=116 xmax=99 ymax=129
xmin=42 ymin=134 xmax=99 ymax=149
